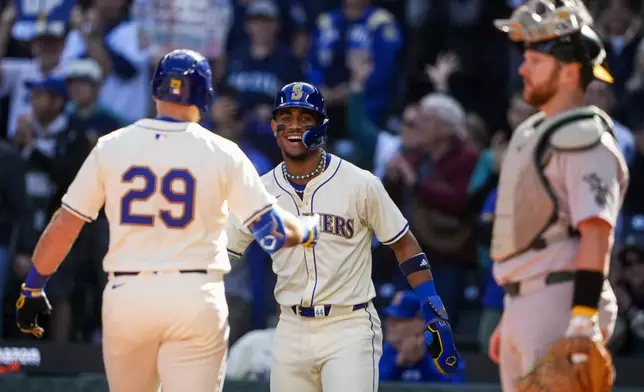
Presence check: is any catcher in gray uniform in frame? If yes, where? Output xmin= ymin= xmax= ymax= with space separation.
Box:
xmin=487 ymin=1 xmax=629 ymax=391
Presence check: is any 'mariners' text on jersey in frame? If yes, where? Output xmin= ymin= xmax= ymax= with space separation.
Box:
xmin=304 ymin=212 xmax=354 ymax=239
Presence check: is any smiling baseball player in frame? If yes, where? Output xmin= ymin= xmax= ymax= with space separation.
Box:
xmin=14 ymin=49 xmax=319 ymax=392
xmin=226 ymin=82 xmax=461 ymax=392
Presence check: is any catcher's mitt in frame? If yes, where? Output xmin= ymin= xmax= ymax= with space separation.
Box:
xmin=518 ymin=337 xmax=614 ymax=392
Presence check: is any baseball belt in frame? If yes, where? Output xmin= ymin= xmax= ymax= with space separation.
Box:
xmin=110 ymin=269 xmax=208 ymax=277
xmin=290 ymin=303 xmax=369 ymax=318
xmin=502 ymin=271 xmax=575 ymax=297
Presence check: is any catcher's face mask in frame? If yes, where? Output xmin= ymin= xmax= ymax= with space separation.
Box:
xmin=494 ymin=0 xmax=614 ymax=84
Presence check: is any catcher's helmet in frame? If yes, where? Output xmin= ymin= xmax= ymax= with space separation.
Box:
xmin=151 ymin=49 xmax=214 ymax=112
xmin=494 ymin=0 xmax=613 ymax=84
xmin=272 ymin=82 xmax=329 ymax=149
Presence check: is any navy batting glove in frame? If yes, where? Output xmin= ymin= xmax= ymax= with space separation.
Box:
xmin=415 ymin=281 xmax=461 ymax=375
xmin=16 ymin=284 xmax=52 ymax=338
xmin=16 ymin=267 xmax=52 ymax=339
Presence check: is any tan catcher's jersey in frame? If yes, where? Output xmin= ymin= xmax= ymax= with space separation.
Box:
xmin=61 ymin=118 xmax=276 ymax=273
xmin=226 ymin=154 xmax=409 ymax=307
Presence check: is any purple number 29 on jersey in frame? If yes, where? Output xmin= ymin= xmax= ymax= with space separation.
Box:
xmin=120 ymin=166 xmax=195 ymax=228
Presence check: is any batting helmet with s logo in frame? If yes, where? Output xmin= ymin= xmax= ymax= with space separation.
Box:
xmin=151 ymin=49 xmax=214 ymax=112
xmin=272 ymin=82 xmax=329 ymax=149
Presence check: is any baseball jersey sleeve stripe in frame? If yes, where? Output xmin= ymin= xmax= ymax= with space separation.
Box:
xmin=242 ymin=203 xmax=275 ymax=227
xmin=380 ymin=222 xmax=409 ymax=245
xmin=61 ymin=202 xmax=94 ymax=223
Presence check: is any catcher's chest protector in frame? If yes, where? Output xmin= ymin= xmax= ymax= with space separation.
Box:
xmin=491 ymin=111 xmax=558 ymax=262
xmin=491 ymin=106 xmax=620 ymax=262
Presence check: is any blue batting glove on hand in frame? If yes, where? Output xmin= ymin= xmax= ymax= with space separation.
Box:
xmin=416 ymin=283 xmax=461 ymax=375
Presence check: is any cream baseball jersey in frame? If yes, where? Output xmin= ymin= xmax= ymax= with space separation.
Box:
xmin=226 ymin=154 xmax=409 ymax=307
xmin=61 ymin=118 xmax=276 ymax=272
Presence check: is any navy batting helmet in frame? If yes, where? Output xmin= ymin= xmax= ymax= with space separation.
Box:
xmin=273 ymin=82 xmax=329 ymax=149
xmin=151 ymin=49 xmax=214 ymax=112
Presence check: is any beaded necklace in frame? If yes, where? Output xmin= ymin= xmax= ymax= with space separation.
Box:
xmin=282 ymin=150 xmax=327 ymax=181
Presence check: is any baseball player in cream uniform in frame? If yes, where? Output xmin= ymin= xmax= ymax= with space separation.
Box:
xmin=488 ymin=2 xmax=628 ymax=391
xmin=226 ymin=82 xmax=461 ymax=392
xmin=14 ymin=50 xmax=320 ymax=392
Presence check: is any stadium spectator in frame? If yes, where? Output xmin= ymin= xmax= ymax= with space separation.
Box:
xmin=226 ymin=0 xmax=312 ymax=61
xmin=344 ymin=50 xmax=427 ymax=295
xmin=0 ymin=139 xmax=31 ymax=339
xmin=307 ymin=0 xmax=403 ymax=140
xmin=596 ymin=0 xmax=643 ymax=95
xmin=62 ymin=58 xmax=123 ymax=132
xmin=12 ymin=76 xmax=70 ymax=341
xmin=60 ymin=0 xmax=151 ymax=123
xmin=225 ymin=0 xmax=304 ymax=121
xmin=611 ymin=217 xmax=644 ymax=357
xmin=467 ymin=93 xmax=537 ymax=213
xmin=379 ymin=290 xmax=466 ymax=383
xmin=345 ymin=48 xmax=400 ymax=172
xmin=383 ymin=93 xmax=479 ymax=326
xmin=13 ymin=76 xmax=68 ymax=235
xmin=0 ymin=9 xmax=66 ymax=140
xmin=407 ymin=0 xmax=514 ymax=132
xmin=206 ymin=85 xmax=273 ymax=175
xmin=464 ymin=112 xmax=488 ymax=152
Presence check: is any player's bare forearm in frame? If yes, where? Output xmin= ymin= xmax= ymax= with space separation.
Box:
xmin=282 ymin=213 xmax=306 ymax=247
xmin=574 ymin=217 xmax=613 ymax=274
xmin=31 ymin=208 xmax=85 ymax=275
xmin=569 ymin=217 xmax=613 ymax=318
xmin=389 ymin=231 xmax=434 ymax=287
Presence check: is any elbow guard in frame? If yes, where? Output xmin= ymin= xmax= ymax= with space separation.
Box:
xmin=248 ymin=207 xmax=287 ymax=254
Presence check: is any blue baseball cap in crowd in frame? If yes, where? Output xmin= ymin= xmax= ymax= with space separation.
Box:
xmin=25 ymin=76 xmax=68 ymax=99
xmin=246 ymin=0 xmax=280 ymax=19
xmin=382 ymin=291 xmax=421 ymax=319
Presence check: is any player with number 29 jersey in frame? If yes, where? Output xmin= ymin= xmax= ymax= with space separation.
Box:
xmin=61 ymin=118 xmax=271 ymax=274
xmin=13 ymin=50 xmax=319 ymax=392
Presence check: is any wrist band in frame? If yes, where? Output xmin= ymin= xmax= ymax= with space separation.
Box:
xmin=399 ymin=253 xmax=430 ymax=277
xmin=572 ymin=270 xmax=604 ymax=315
xmin=414 ymin=280 xmax=438 ymax=299
xmin=25 ymin=266 xmax=51 ymax=289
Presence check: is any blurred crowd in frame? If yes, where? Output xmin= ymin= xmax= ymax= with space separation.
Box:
xmin=1 ymin=0 xmax=644 ymax=384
